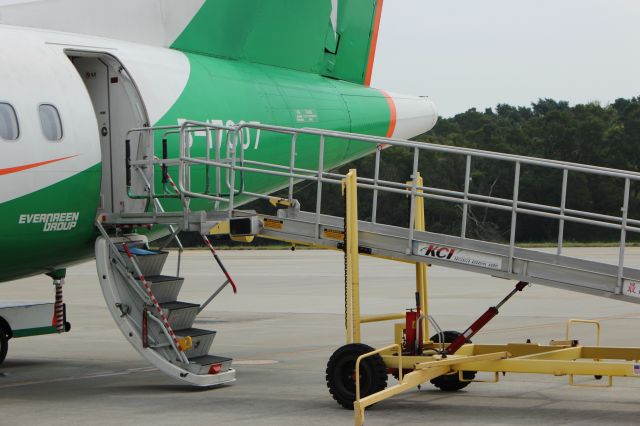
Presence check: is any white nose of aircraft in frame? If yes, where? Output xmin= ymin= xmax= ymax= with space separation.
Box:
xmin=385 ymin=92 xmax=438 ymax=139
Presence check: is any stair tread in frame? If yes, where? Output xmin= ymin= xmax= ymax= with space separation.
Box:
xmin=190 ymin=355 xmax=232 ymax=365
xmin=145 ymin=275 xmax=184 ymax=283
xmin=175 ymin=327 xmax=217 ymax=337
xmin=159 ymin=301 xmax=199 ymax=310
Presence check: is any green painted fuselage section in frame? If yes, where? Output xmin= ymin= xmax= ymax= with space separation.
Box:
xmin=155 ymin=52 xmax=391 ymax=212
xmin=0 ymin=164 xmax=101 ymax=281
xmin=0 ymin=52 xmax=392 ymax=282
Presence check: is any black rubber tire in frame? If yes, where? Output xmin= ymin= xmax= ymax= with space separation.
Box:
xmin=430 ymin=331 xmax=476 ymax=391
xmin=326 ymin=343 xmax=388 ymax=409
xmin=0 ymin=330 xmax=7 ymax=366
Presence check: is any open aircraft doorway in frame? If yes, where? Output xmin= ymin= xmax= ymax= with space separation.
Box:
xmin=67 ymin=51 xmax=150 ymax=216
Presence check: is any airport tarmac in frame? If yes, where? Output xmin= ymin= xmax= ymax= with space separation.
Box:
xmin=1 ymin=247 xmax=640 ymax=425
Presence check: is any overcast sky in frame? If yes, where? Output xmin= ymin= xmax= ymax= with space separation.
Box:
xmin=372 ymin=0 xmax=640 ymax=116
xmin=1 ymin=0 xmax=638 ymax=117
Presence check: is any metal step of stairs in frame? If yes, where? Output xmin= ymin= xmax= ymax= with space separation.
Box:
xmin=145 ymin=275 xmax=184 ymax=303
xmin=118 ymin=247 xmax=169 ymax=276
xmin=187 ymin=355 xmax=233 ymax=375
xmin=159 ymin=301 xmax=200 ymax=330
xmin=175 ymin=328 xmax=217 ymax=358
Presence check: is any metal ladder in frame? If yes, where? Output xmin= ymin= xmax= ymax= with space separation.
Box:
xmin=107 ymin=120 xmax=640 ymax=305
xmin=95 ymin=160 xmax=237 ymax=386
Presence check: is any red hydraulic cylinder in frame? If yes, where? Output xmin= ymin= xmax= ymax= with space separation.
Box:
xmin=405 ymin=310 xmax=419 ymax=354
xmin=445 ymin=281 xmax=528 ymax=355
xmin=446 ymin=307 xmax=498 ymax=354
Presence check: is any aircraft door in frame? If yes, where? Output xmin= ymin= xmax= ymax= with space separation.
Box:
xmin=68 ymin=53 xmax=150 ymax=215
xmin=72 ymin=57 xmax=113 ymax=213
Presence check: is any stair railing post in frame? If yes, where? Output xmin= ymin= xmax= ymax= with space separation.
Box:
xmin=407 ymin=147 xmax=420 ymax=254
xmin=557 ymin=169 xmax=569 ymax=256
xmin=288 ymin=133 xmax=298 ymax=204
xmin=214 ymin=128 xmax=222 ymax=211
xmin=228 ymin=128 xmax=239 ymax=218
xmin=371 ymin=145 xmax=382 ymax=224
xmin=205 ymin=127 xmax=212 ymax=195
xmin=315 ymin=135 xmax=325 ymax=239
xmin=616 ymin=177 xmax=631 ymax=293
xmin=461 ymin=155 xmax=472 ymax=238
xmin=508 ymin=162 xmax=521 ymax=273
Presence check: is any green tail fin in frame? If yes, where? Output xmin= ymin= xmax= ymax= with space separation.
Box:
xmin=171 ymin=0 xmax=383 ymax=85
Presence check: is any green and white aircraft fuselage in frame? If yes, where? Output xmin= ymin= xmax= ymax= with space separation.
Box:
xmin=0 ymin=0 xmax=437 ymax=282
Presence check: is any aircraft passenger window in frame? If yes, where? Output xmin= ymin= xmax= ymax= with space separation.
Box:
xmin=39 ymin=104 xmax=63 ymax=141
xmin=0 ymin=102 xmax=19 ymax=141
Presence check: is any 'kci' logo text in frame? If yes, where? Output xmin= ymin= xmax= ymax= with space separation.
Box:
xmin=420 ymin=244 xmax=456 ymax=260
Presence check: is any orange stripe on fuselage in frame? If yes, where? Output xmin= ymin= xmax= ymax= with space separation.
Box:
xmin=364 ymin=0 xmax=384 ymax=86
xmin=0 ymin=155 xmax=77 ymax=176
xmin=380 ymin=90 xmax=397 ymax=138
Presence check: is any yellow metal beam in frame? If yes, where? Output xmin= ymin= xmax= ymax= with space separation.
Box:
xmin=354 ymin=366 xmax=451 ymax=426
xmin=408 ymin=173 xmax=429 ymax=342
xmin=360 ymin=313 xmax=405 ymax=324
xmin=514 ymin=346 xmax=582 ymax=360
xmin=581 ymin=346 xmax=640 ymax=360
xmin=457 ymin=343 xmax=572 ymax=357
xmin=566 ymin=318 xmax=601 ymax=345
xmin=343 ymin=169 xmax=361 ymax=344
xmin=380 ymin=351 xmax=509 ymax=370
xmin=415 ymin=351 xmax=509 ymax=370
xmin=455 ymin=343 xmax=640 ymax=361
xmin=458 ymin=358 xmax=638 ymax=376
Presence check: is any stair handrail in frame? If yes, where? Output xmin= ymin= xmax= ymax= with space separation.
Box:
xmin=95 ymin=220 xmax=189 ymax=364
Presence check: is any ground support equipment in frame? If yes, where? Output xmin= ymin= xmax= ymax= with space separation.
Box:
xmin=334 ymin=170 xmax=640 ymax=425
xmin=103 ymin=120 xmax=640 ymax=403
xmin=0 ymin=269 xmax=71 ymax=366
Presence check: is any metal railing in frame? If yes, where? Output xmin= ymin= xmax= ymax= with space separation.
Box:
xmin=95 ymin=220 xmax=188 ymax=364
xmin=125 ymin=120 xmax=640 ymax=292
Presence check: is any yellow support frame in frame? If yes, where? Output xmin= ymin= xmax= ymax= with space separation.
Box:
xmin=343 ymin=170 xmax=361 ymax=344
xmin=264 ymin=167 xmax=640 ymax=426
xmin=340 ymin=171 xmax=430 ymax=343
xmin=209 ymin=166 xmax=640 ymax=425
xmin=353 ymin=341 xmax=640 ymax=425
xmin=410 ymin=173 xmax=429 ymax=344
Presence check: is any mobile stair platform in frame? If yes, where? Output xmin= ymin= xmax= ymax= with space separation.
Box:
xmin=100 ymin=120 xmax=640 ymax=419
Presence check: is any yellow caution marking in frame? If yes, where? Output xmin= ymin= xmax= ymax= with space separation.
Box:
xmin=178 ymin=336 xmax=193 ymax=351
xmin=264 ymin=218 xmax=284 ymax=230
xmin=268 ymin=197 xmax=295 ymax=208
xmin=209 ymin=221 xmax=230 ymax=235
xmin=231 ymin=235 xmax=255 ymax=243
xmin=323 ymin=228 xmax=345 ymax=240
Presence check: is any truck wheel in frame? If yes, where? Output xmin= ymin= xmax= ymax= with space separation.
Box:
xmin=430 ymin=331 xmax=476 ymax=391
xmin=326 ymin=343 xmax=388 ymax=409
xmin=0 ymin=330 xmax=7 ymax=366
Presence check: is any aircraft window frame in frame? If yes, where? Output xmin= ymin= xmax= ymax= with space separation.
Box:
xmin=0 ymin=102 xmax=20 ymax=141
xmin=38 ymin=103 xmax=64 ymax=142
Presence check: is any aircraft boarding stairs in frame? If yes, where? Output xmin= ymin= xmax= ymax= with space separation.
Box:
xmin=93 ymin=226 xmax=235 ymax=386
xmin=99 ymin=120 xmax=640 ymax=386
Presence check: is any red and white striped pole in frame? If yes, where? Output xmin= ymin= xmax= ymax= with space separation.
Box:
xmin=202 ymin=236 xmax=237 ymax=294
xmin=163 ymin=169 xmax=238 ymax=295
xmin=163 ymin=165 xmax=181 ymax=196
xmin=121 ymin=243 xmax=185 ymax=352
